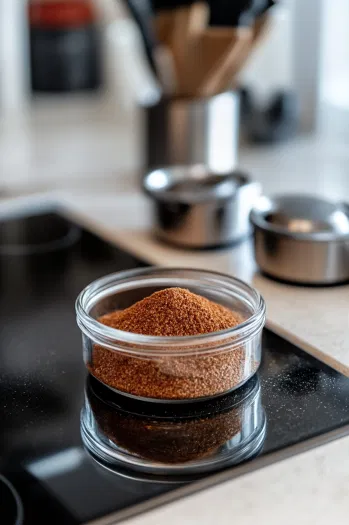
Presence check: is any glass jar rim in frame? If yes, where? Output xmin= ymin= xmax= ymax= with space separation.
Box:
xmin=76 ymin=267 xmax=266 ymax=356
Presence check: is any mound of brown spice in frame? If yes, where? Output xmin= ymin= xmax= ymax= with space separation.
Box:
xmin=99 ymin=287 xmax=242 ymax=336
xmin=90 ymin=287 xmax=250 ymax=401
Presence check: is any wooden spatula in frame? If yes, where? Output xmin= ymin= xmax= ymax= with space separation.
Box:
xmin=196 ymin=26 xmax=252 ymax=96
xmin=170 ymin=2 xmax=209 ymax=94
xmin=154 ymin=10 xmax=174 ymax=45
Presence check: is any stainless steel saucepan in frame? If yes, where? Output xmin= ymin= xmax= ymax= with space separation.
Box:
xmin=144 ymin=165 xmax=261 ymax=248
xmin=250 ymin=194 xmax=349 ymax=284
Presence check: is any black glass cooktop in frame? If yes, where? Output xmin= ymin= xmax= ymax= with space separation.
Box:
xmin=1 ymin=209 xmax=349 ymax=525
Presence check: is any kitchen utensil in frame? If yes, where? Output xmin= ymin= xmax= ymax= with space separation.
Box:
xmin=154 ymin=2 xmax=253 ymax=97
xmin=209 ymin=0 xmax=264 ymax=27
xmin=142 ymin=91 xmax=240 ymax=173
xmin=170 ymin=5 xmax=194 ymax=88
xmin=153 ymin=0 xmax=194 ymax=39
xmin=153 ymin=0 xmax=196 ymax=8
xmin=169 ymin=2 xmax=209 ymax=94
xmin=250 ymin=194 xmax=349 ymax=284
xmin=204 ymin=1 xmax=275 ymax=95
xmin=153 ymin=45 xmax=177 ymax=94
xmin=154 ymin=9 xmax=173 ymax=44
xmin=152 ymin=1 xmax=274 ymax=97
xmin=124 ymin=0 xmax=158 ymax=73
xmin=143 ymin=166 xmax=261 ymax=248
xmin=197 ymin=26 xmax=252 ymax=96
xmin=153 ymin=1 xmax=200 ymax=44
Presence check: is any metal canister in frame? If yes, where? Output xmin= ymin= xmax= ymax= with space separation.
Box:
xmin=143 ymin=91 xmax=240 ymax=173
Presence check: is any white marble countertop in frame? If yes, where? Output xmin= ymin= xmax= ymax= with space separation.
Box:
xmin=1 ymin=97 xmax=349 ymax=524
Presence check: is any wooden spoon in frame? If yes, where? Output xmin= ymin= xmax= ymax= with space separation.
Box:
xmin=196 ymin=26 xmax=252 ymax=96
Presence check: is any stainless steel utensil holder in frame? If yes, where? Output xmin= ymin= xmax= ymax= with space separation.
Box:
xmin=143 ymin=91 xmax=240 ymax=173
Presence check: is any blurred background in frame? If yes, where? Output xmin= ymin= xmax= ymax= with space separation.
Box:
xmin=0 ymin=0 xmax=348 ymax=205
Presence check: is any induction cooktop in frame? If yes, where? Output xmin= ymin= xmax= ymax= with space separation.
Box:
xmin=1 ymin=207 xmax=349 ymax=525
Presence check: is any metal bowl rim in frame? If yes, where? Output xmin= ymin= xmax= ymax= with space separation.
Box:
xmin=143 ymin=167 xmax=252 ymax=204
xmin=250 ymin=194 xmax=349 ymax=242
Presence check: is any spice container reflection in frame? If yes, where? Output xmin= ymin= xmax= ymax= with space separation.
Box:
xmin=81 ymin=375 xmax=266 ymax=477
xmin=76 ymin=268 xmax=266 ymax=403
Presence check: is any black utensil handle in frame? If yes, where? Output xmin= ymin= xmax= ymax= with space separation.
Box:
xmin=209 ymin=0 xmax=262 ymax=27
xmin=153 ymin=0 xmax=195 ymax=10
xmin=124 ymin=0 xmax=158 ymax=73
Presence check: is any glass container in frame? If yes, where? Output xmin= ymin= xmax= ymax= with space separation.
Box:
xmin=76 ymin=268 xmax=266 ymax=403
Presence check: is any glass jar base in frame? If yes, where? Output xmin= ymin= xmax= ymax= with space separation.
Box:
xmin=90 ymin=366 xmax=260 ymax=404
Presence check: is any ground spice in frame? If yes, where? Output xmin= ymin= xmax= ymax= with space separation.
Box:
xmin=90 ymin=287 xmax=249 ymax=401
xmin=99 ymin=288 xmax=242 ymax=336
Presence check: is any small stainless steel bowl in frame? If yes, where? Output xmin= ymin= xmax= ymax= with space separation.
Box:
xmin=143 ymin=166 xmax=261 ymax=249
xmin=250 ymin=194 xmax=349 ymax=284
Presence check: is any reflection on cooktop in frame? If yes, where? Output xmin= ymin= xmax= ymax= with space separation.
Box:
xmin=1 ymin=209 xmax=349 ymax=525
xmin=81 ymin=375 xmax=266 ymax=481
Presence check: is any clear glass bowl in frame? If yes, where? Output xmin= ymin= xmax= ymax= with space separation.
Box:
xmin=76 ymin=268 xmax=266 ymax=403
xmin=81 ymin=375 xmax=266 ymax=480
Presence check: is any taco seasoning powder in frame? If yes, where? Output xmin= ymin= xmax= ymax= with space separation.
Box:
xmin=90 ymin=287 xmax=248 ymax=401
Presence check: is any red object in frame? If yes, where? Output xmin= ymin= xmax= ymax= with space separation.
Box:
xmin=29 ymin=0 xmax=96 ymax=29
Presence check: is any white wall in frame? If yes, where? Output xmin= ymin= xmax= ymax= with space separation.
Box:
xmin=320 ymin=0 xmax=349 ymax=109
xmin=0 ymin=0 xmax=30 ymax=117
